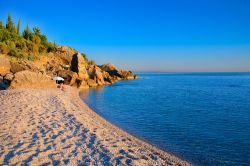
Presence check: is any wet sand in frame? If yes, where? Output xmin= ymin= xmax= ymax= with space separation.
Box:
xmin=0 ymin=86 xmax=191 ymax=165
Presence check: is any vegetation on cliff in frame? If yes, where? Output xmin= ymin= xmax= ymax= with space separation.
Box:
xmin=0 ymin=15 xmax=138 ymax=90
xmin=0 ymin=15 xmax=93 ymax=63
xmin=0 ymin=15 xmax=57 ymax=61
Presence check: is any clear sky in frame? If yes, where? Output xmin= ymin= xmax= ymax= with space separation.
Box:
xmin=1 ymin=0 xmax=250 ymax=72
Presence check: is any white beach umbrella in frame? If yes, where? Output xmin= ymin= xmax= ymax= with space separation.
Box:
xmin=52 ymin=76 xmax=64 ymax=81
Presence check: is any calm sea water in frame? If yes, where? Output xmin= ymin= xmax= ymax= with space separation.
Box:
xmin=80 ymin=73 xmax=250 ymax=166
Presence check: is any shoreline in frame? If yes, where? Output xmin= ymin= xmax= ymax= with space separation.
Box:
xmin=79 ymin=90 xmax=191 ymax=165
xmin=80 ymin=89 xmax=189 ymax=163
xmin=0 ymin=86 xmax=191 ymax=165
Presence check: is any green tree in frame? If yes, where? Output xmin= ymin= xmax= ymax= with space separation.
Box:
xmin=6 ymin=15 xmax=16 ymax=33
xmin=22 ymin=25 xmax=32 ymax=40
xmin=0 ymin=21 xmax=4 ymax=29
xmin=39 ymin=34 xmax=48 ymax=45
xmin=17 ymin=19 xmax=20 ymax=35
xmin=33 ymin=27 xmax=41 ymax=36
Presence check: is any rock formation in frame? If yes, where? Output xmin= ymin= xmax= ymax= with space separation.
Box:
xmin=100 ymin=63 xmax=138 ymax=80
xmin=87 ymin=65 xmax=106 ymax=86
xmin=100 ymin=63 xmax=117 ymax=72
xmin=100 ymin=63 xmax=121 ymax=78
xmin=0 ymin=56 xmax=11 ymax=76
xmin=4 ymin=73 xmax=14 ymax=82
xmin=10 ymin=61 xmax=41 ymax=74
xmin=9 ymin=70 xmax=57 ymax=89
xmin=118 ymin=70 xmax=135 ymax=80
xmin=56 ymin=70 xmax=79 ymax=87
xmin=0 ymin=46 xmax=139 ymax=90
xmin=55 ymin=46 xmax=76 ymax=64
xmin=70 ymin=53 xmax=89 ymax=80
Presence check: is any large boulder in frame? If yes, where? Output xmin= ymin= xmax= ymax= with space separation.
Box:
xmin=79 ymin=80 xmax=89 ymax=89
xmin=46 ymin=63 xmax=64 ymax=76
xmin=118 ymin=70 xmax=135 ymax=80
xmin=70 ymin=53 xmax=89 ymax=80
xmin=10 ymin=61 xmax=41 ymax=74
xmin=87 ymin=65 xmax=105 ymax=86
xmin=9 ymin=70 xmax=57 ymax=89
xmin=55 ymin=46 xmax=76 ymax=63
xmin=134 ymin=75 xmax=140 ymax=79
xmin=4 ymin=73 xmax=14 ymax=82
xmin=86 ymin=79 xmax=98 ymax=87
xmin=101 ymin=70 xmax=116 ymax=84
xmin=57 ymin=70 xmax=79 ymax=87
xmin=0 ymin=56 xmax=11 ymax=76
xmin=56 ymin=46 xmax=75 ymax=55
xmin=100 ymin=63 xmax=117 ymax=72
xmin=100 ymin=63 xmax=121 ymax=78
xmin=98 ymin=63 xmax=137 ymax=82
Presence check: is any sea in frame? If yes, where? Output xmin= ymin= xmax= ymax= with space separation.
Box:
xmin=80 ymin=73 xmax=250 ymax=166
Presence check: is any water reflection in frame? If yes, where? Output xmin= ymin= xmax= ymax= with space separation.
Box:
xmin=80 ymin=86 xmax=104 ymax=100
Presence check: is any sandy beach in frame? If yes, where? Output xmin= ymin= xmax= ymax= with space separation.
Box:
xmin=0 ymin=86 xmax=190 ymax=166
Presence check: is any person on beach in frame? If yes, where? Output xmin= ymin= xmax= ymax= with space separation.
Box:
xmin=57 ymin=80 xmax=64 ymax=90
xmin=59 ymin=83 xmax=64 ymax=90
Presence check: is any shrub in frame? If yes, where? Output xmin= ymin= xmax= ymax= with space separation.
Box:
xmin=26 ymin=42 xmax=39 ymax=54
xmin=39 ymin=34 xmax=48 ymax=46
xmin=39 ymin=45 xmax=46 ymax=53
xmin=22 ymin=25 xmax=33 ymax=40
xmin=6 ymin=40 xmax=16 ymax=49
xmin=27 ymin=54 xmax=39 ymax=61
xmin=46 ymin=42 xmax=56 ymax=52
xmin=0 ymin=21 xmax=4 ymax=29
xmin=0 ymin=29 xmax=11 ymax=42
xmin=32 ymin=35 xmax=41 ymax=45
xmin=0 ymin=42 xmax=9 ymax=54
xmin=27 ymin=54 xmax=35 ymax=61
xmin=15 ymin=38 xmax=27 ymax=50
xmin=88 ymin=60 xmax=96 ymax=65
xmin=81 ymin=53 xmax=88 ymax=60
xmin=17 ymin=51 xmax=26 ymax=59
xmin=8 ymin=48 xmax=18 ymax=57
xmin=8 ymin=49 xmax=27 ymax=59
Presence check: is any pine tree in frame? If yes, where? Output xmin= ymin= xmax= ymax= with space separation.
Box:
xmin=6 ymin=14 xmax=16 ymax=33
xmin=17 ymin=19 xmax=21 ymax=35
xmin=53 ymin=41 xmax=56 ymax=48
xmin=33 ymin=27 xmax=41 ymax=36
xmin=23 ymin=24 xmax=32 ymax=40
xmin=0 ymin=21 xmax=4 ymax=29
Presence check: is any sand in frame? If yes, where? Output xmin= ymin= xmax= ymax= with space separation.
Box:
xmin=0 ymin=86 xmax=191 ymax=166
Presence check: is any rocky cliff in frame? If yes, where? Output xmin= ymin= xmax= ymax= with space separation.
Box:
xmin=0 ymin=46 xmax=139 ymax=90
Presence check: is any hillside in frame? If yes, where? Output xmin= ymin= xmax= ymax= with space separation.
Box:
xmin=0 ymin=15 xmax=138 ymax=90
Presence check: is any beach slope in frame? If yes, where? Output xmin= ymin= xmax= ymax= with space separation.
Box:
xmin=0 ymin=86 xmax=190 ymax=165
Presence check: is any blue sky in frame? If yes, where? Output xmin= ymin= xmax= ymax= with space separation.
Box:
xmin=1 ymin=0 xmax=250 ymax=72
